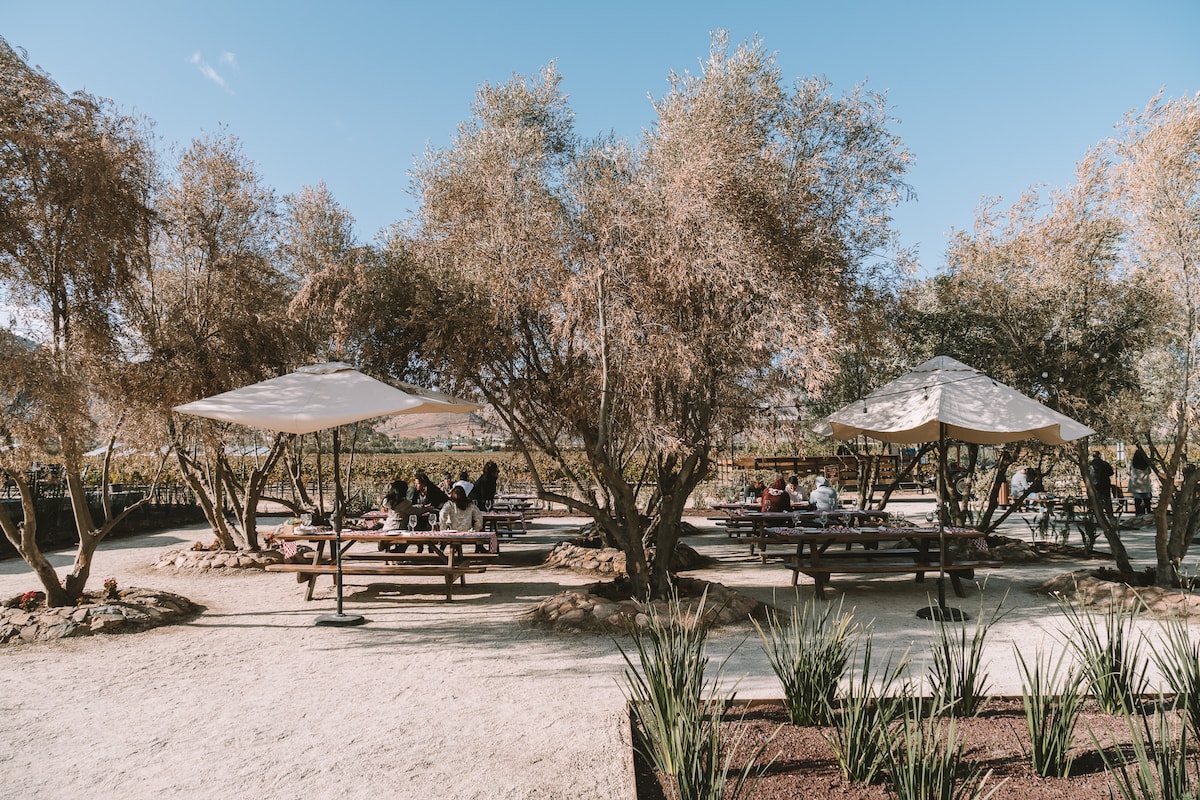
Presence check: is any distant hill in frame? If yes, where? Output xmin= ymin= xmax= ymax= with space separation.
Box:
xmin=376 ymin=411 xmax=508 ymax=443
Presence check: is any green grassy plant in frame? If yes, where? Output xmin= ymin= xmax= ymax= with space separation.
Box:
xmin=927 ymin=600 xmax=1006 ymax=717
xmin=619 ymin=589 xmax=771 ymax=800
xmin=824 ymin=633 xmax=910 ymax=785
xmin=884 ymin=697 xmax=1002 ymax=800
xmin=1059 ymin=597 xmax=1150 ymax=715
xmin=1100 ymin=704 xmax=1200 ymax=800
xmin=1014 ymin=646 xmax=1085 ymax=777
xmin=1151 ymin=615 xmax=1200 ymax=740
xmin=753 ymin=598 xmax=855 ymax=726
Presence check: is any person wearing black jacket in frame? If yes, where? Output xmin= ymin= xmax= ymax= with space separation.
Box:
xmin=408 ymin=471 xmax=449 ymax=531
xmin=469 ymin=461 xmax=500 ymax=511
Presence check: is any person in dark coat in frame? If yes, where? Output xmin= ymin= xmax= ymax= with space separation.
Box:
xmin=468 ymin=461 xmax=500 ymax=511
xmin=1089 ymin=451 xmax=1115 ymax=517
xmin=409 ymin=471 xmax=449 ymax=531
xmin=760 ymin=476 xmax=792 ymax=512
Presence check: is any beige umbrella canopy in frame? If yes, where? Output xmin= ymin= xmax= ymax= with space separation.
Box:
xmin=816 ymin=355 xmax=1094 ymax=620
xmin=174 ymin=362 xmax=480 ymax=435
xmin=174 ymin=362 xmax=480 ymax=626
xmin=819 ymin=356 xmax=1095 ymax=446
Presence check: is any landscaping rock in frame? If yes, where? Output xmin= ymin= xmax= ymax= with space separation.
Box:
xmin=0 ymin=588 xmax=200 ymax=646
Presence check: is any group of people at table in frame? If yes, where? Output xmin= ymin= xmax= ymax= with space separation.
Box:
xmin=373 ymin=462 xmax=500 ymax=551
xmin=743 ymin=474 xmax=841 ymax=512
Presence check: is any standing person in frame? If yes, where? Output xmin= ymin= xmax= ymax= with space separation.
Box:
xmin=1089 ymin=451 xmax=1115 ymax=517
xmin=469 ymin=461 xmax=500 ymax=511
xmin=409 ymin=472 xmax=449 ymax=531
xmin=1129 ymin=445 xmax=1154 ymax=517
xmin=810 ymin=475 xmax=839 ymax=511
xmin=760 ymin=476 xmax=792 ymax=512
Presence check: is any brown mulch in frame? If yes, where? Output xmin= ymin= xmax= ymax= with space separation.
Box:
xmin=635 ymin=698 xmax=1164 ymax=799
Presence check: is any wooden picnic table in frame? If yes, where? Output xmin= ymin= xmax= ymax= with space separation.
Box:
xmin=760 ymin=525 xmax=1001 ymax=600
xmin=266 ymin=529 xmax=497 ymax=602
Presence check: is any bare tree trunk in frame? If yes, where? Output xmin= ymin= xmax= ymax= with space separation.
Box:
xmin=0 ymin=469 xmax=70 ymax=606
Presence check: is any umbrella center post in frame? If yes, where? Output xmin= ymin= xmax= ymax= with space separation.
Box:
xmin=917 ymin=424 xmax=968 ymax=621
xmin=315 ymin=427 xmax=365 ymax=627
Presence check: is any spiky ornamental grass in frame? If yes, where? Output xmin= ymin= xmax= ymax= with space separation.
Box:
xmin=1100 ymin=702 xmax=1200 ymax=800
xmin=884 ymin=696 xmax=1003 ymax=800
xmin=753 ymin=598 xmax=855 ymax=726
xmin=1058 ymin=596 xmax=1150 ymax=715
xmin=824 ymin=632 xmax=911 ymax=785
xmin=619 ymin=589 xmax=773 ymax=800
xmin=1014 ymin=645 xmax=1085 ymax=777
xmin=1151 ymin=615 xmax=1200 ymax=741
xmin=927 ymin=599 xmax=1006 ymax=717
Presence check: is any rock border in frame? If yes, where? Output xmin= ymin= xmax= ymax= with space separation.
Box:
xmin=153 ymin=548 xmax=291 ymax=572
xmin=0 ymin=588 xmax=200 ymax=645
xmin=524 ymin=577 xmax=771 ymax=634
xmin=1038 ymin=569 xmax=1200 ymax=617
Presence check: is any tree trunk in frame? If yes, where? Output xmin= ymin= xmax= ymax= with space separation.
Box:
xmin=0 ymin=470 xmax=70 ymax=606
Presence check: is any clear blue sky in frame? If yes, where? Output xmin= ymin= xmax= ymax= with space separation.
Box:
xmin=4 ymin=0 xmax=1197 ymax=274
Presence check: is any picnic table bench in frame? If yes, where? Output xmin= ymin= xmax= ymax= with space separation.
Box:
xmin=764 ymin=526 xmax=1002 ymax=600
xmin=267 ymin=530 xmax=496 ymax=602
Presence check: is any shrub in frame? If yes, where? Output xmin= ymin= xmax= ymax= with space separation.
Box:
xmin=1014 ymin=646 xmax=1084 ymax=777
xmin=753 ymin=598 xmax=855 ymax=726
xmin=1058 ymin=596 xmax=1150 ymax=715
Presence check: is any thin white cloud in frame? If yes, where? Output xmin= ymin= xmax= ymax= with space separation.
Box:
xmin=220 ymin=51 xmax=238 ymax=70
xmin=189 ymin=50 xmax=233 ymax=94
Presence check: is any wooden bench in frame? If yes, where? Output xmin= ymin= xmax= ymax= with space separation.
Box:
xmin=482 ymin=512 xmax=525 ymax=536
xmin=710 ymin=517 xmax=758 ymax=538
xmin=784 ymin=557 xmax=1003 ymax=600
xmin=265 ymin=562 xmax=488 ymax=602
xmin=764 ymin=526 xmax=1002 ymax=600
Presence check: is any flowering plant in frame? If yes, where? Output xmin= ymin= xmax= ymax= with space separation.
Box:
xmin=18 ymin=590 xmax=44 ymax=612
xmin=103 ymin=577 xmax=119 ymax=600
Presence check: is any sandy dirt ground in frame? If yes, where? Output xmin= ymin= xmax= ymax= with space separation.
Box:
xmin=0 ymin=499 xmax=1176 ymax=799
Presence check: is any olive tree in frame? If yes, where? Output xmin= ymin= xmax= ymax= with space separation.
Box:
xmin=1107 ymin=92 xmax=1200 ymax=584
xmin=127 ymin=132 xmax=299 ymax=550
xmin=0 ymin=38 xmax=160 ymax=604
xmin=408 ymin=34 xmax=911 ymax=600
xmin=893 ymin=155 xmax=1152 ymax=570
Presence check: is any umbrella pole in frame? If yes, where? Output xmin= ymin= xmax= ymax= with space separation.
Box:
xmin=917 ymin=423 xmax=968 ymax=621
xmin=315 ymin=427 xmax=366 ymax=627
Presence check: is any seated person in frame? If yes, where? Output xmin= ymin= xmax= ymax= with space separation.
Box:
xmin=785 ymin=475 xmax=808 ymax=506
xmin=380 ymin=478 xmax=416 ymax=552
xmin=743 ymin=476 xmax=766 ymax=502
xmin=408 ymin=471 xmax=449 ymax=531
xmin=439 ymin=486 xmax=486 ymax=553
xmin=760 ymin=476 xmax=792 ymax=512
xmin=809 ymin=476 xmax=839 ymax=512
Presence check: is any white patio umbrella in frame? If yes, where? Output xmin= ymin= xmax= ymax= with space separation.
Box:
xmin=817 ymin=355 xmax=1094 ymax=619
xmin=174 ymin=362 xmax=480 ymax=626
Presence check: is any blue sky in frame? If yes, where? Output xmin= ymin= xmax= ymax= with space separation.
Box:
xmin=3 ymin=0 xmax=1197 ymax=275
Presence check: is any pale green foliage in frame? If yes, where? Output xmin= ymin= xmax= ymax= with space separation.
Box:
xmin=1014 ymin=646 xmax=1084 ymax=777
xmin=409 ymin=32 xmax=911 ymax=599
xmin=1108 ymin=92 xmax=1200 ymax=582
xmin=0 ymin=37 xmax=158 ymax=603
xmin=619 ymin=590 xmax=771 ymax=800
xmin=753 ymin=598 xmax=855 ymax=726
